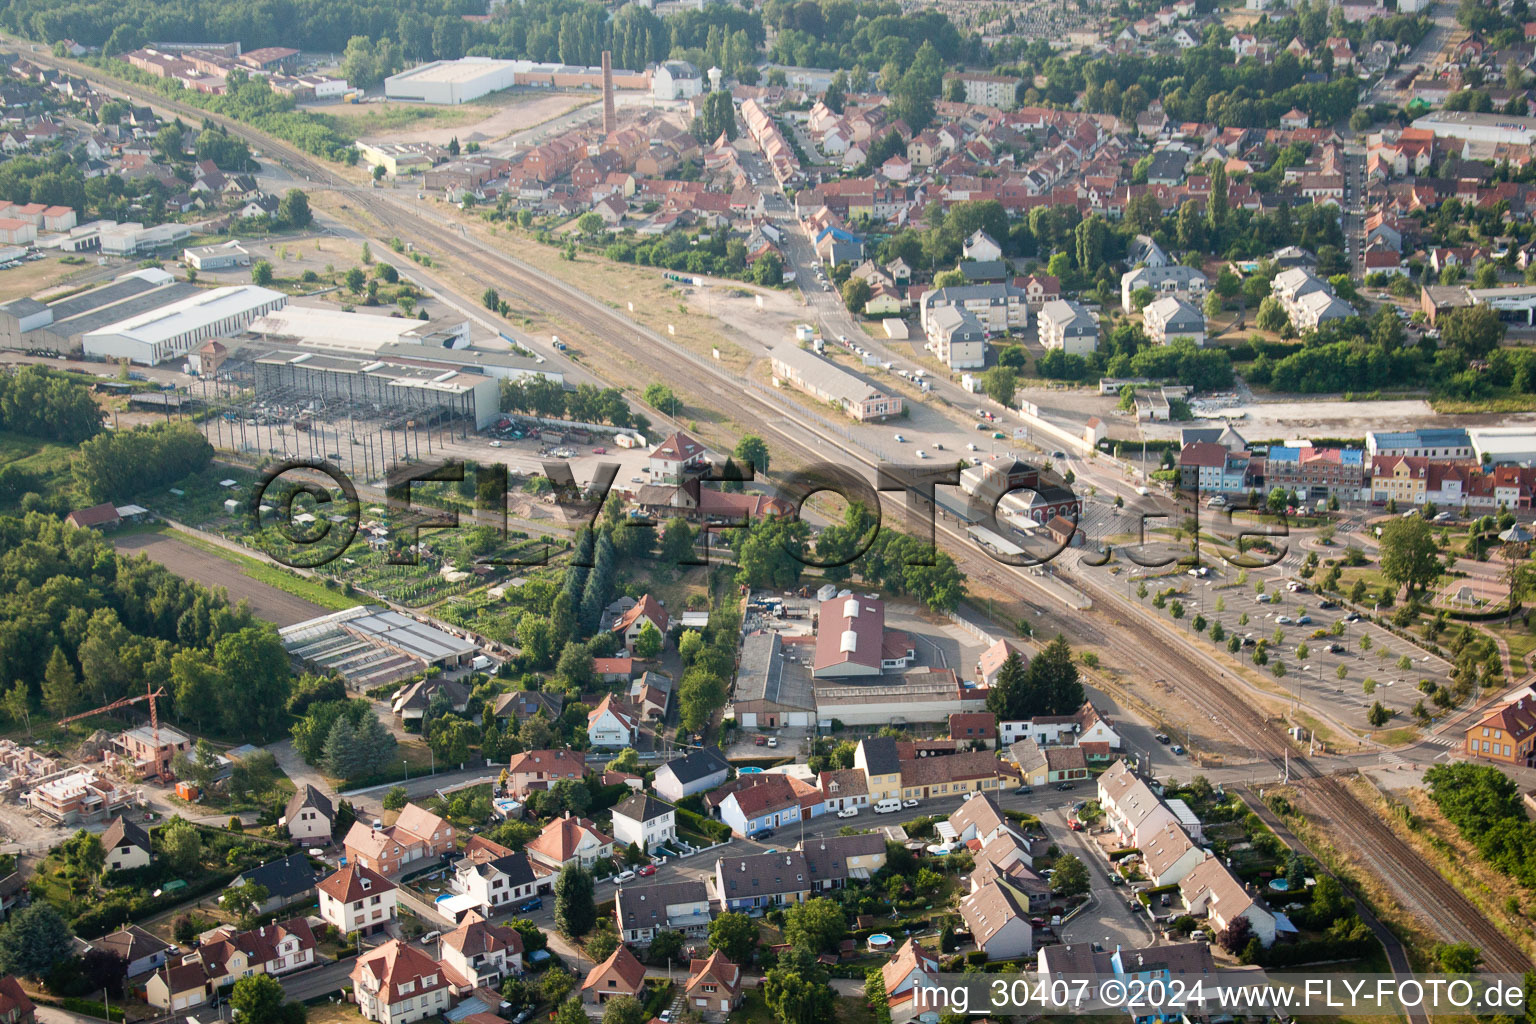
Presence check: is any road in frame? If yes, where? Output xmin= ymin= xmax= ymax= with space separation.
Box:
xmin=1360 ymin=3 xmax=1458 ymax=108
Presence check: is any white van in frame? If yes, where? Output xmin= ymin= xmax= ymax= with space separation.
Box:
xmin=872 ymin=798 xmax=902 ymax=815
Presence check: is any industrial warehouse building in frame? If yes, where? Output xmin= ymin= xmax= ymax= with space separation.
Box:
xmin=247 ymin=306 xmax=472 ymax=353
xmin=1411 ymin=111 xmax=1536 ymax=146
xmin=280 ymin=606 xmax=479 ymax=690
xmin=81 ymin=285 xmax=287 ymax=365
xmin=252 ymin=347 xmax=502 ymax=429
xmin=0 ymin=268 xmax=201 ymax=355
xmin=385 ymin=56 xmax=648 ymax=104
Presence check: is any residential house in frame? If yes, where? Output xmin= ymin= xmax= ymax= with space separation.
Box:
xmin=948 ymin=793 xmax=1017 ymax=846
xmin=927 ymin=305 xmax=987 ymax=369
xmin=1142 ymin=296 xmax=1206 ymax=346
xmin=1464 ymin=696 xmax=1536 ymax=766
xmin=898 ymin=750 xmax=1003 ymax=801
xmin=818 ymin=769 xmax=869 ymax=813
xmin=880 ymin=939 xmax=941 ymax=1020
xmin=963 ymin=230 xmax=1003 ymax=262
xmin=1178 ymin=858 xmax=1277 ymax=947
xmin=1018 ymin=273 xmax=1061 ymax=308
xmin=438 ymin=914 xmax=523 ymax=992
xmin=653 ymin=748 xmax=730 ymax=802
xmin=798 ymin=832 xmax=887 ymax=891
xmin=628 ymin=672 xmax=672 ymax=721
xmin=976 ymin=639 xmax=1028 ymax=687
xmin=648 ymin=432 xmax=709 ymax=485
xmin=492 ymin=691 xmax=567 ymax=726
xmin=226 ymin=852 xmax=318 ymax=914
xmin=919 ymin=283 xmax=1029 ymax=336
xmin=615 ymin=880 xmax=713 ymax=944
xmin=526 ymin=814 xmax=615 ymax=872
xmin=1038 ymin=299 xmax=1098 ymax=356
xmin=101 ymin=816 xmax=151 ymax=872
xmin=1007 ymin=740 xmax=1089 ymax=786
xmin=713 ymin=851 xmax=812 ymax=911
xmin=504 ymin=749 xmax=586 ymax=799
xmin=1098 ymin=761 xmax=1180 ymax=847
xmin=318 ymin=864 xmax=398 ymax=936
xmin=949 ymin=712 xmax=998 ymax=746
xmin=612 ymin=594 xmax=670 ymax=652
xmin=685 ymin=951 xmax=743 ymax=1020
xmin=1121 ymin=265 xmax=1208 ymax=313
xmin=352 ymin=940 xmax=452 ymax=1024
xmin=342 ymin=804 xmax=456 ymax=876
xmin=1178 ymin=442 xmax=1253 ymax=495
xmin=959 ymin=881 xmax=1033 ymax=960
xmin=198 ymin=919 xmax=317 ymax=987
xmin=0 ymin=976 xmax=34 ymax=1024
xmin=587 ymin=694 xmax=640 ymax=749
xmin=854 ymin=737 xmax=903 ymax=804
xmin=718 ymin=774 xmax=802 ymax=837
xmin=454 ymin=841 xmax=549 ymax=913
xmin=611 ymin=793 xmax=677 ymax=854
xmin=146 ymin=963 xmax=207 ymax=1012
xmin=93 ymin=925 xmax=171 ymax=978
xmin=284 ymin=784 xmax=334 ymax=846
xmin=598 ymin=661 xmax=641 ymax=690
xmin=1138 ymin=821 xmax=1209 ymax=887
xmin=581 ymin=946 xmax=646 ymax=1006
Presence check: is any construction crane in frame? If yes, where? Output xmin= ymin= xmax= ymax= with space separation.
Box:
xmin=59 ymin=683 xmax=169 ymax=782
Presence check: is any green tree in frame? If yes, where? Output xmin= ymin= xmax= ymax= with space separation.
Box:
xmin=1051 ymin=853 xmax=1090 ymax=896
xmin=984 ymin=650 xmax=1031 ymax=720
xmin=1368 ymin=701 xmax=1391 ymax=727
xmin=982 ymin=366 xmax=1018 ymax=406
xmin=0 ymin=904 xmax=72 ymax=978
xmin=601 ymin=996 xmax=645 ymax=1024
xmin=634 ymin=621 xmax=663 ymax=660
xmin=382 ymin=786 xmax=407 ymax=811
xmin=158 ymin=816 xmax=202 ymax=874
xmin=734 ymin=435 xmax=771 ymax=475
xmin=708 ymin=911 xmax=759 ymax=964
xmin=1256 ymin=296 xmax=1288 ymax=332
xmin=41 ymin=646 xmax=79 ymax=718
xmin=230 ymin=974 xmax=304 ymax=1024
xmin=782 ymin=898 xmax=847 ymax=954
xmin=841 ymin=277 xmax=871 ymax=312
xmin=554 ymin=864 xmax=596 ymax=938
xmin=578 ymin=212 xmax=605 ymax=236
xmin=251 ymin=259 xmax=274 ymax=287
xmin=1379 ymin=516 xmax=1443 ymax=595
xmin=483 ymin=287 xmax=501 ymax=311
xmin=222 ymin=881 xmax=271 ymax=928
xmin=2 ymin=682 xmax=30 ymax=737
xmin=764 ymin=950 xmax=834 ymax=1024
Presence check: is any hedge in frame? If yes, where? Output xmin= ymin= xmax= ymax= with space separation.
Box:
xmin=60 ymin=999 xmax=124 ymax=1021
xmin=674 ymin=806 xmax=731 ymax=843
xmin=71 ymin=863 xmax=243 ymax=938
xmin=1249 ymin=935 xmax=1377 ymax=967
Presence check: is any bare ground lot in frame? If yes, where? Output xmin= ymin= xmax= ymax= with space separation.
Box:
xmin=113 ymin=532 xmax=328 ymax=626
xmin=325 ymin=91 xmax=597 ymax=147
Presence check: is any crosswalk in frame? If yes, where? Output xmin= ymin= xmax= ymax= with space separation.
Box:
xmin=1423 ymin=734 xmax=1459 ymax=748
xmin=1378 ymin=751 xmax=1405 ymax=764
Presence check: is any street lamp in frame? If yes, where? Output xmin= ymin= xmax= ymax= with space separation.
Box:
xmin=403 ymin=759 xmax=409 ymax=782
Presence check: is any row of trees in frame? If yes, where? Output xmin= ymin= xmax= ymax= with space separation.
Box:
xmin=497 ymin=376 xmax=643 ymax=429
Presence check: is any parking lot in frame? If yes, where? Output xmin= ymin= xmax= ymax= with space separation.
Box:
xmin=1163 ymin=566 xmax=1451 ymax=728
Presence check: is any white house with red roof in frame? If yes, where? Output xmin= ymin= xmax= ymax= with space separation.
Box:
xmin=317 ymin=864 xmax=397 ymax=935
xmin=437 ymin=912 xmax=523 ymax=992
xmin=587 ymin=694 xmax=640 ymax=748
xmin=881 ymin=938 xmax=942 ymax=1020
xmin=526 ymin=814 xmax=615 ymax=871
xmin=351 ymin=940 xmax=451 ymax=1024
xmin=612 ymin=594 xmax=669 ymax=652
xmin=648 ymin=430 xmax=709 ymax=484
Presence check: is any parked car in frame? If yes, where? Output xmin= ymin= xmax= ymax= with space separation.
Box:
xmin=1345 ymin=612 xmax=1362 ymax=622
xmin=488 ymin=440 xmax=503 ymax=448
xmin=1056 ymin=781 xmax=1075 ymax=791
xmin=1155 ymin=733 xmax=1171 ymax=744
xmin=894 ymin=433 xmax=906 ymax=442
xmin=517 ymin=897 xmax=543 ymax=912
xmin=1318 ymin=599 xmax=1337 ymax=609
xmin=902 ymin=798 xmax=920 ymax=808
xmin=1297 ymin=615 xmax=1312 ymax=625
xmin=748 ymin=827 xmax=774 ymax=841
xmin=1276 ymin=615 xmax=1294 ymax=625
xmin=1171 ymin=745 xmax=1185 ymax=755
xmin=1014 ymin=785 xmax=1033 ymax=795
xmin=766 ymin=737 xmax=779 ymax=748
xmin=836 ymin=807 xmax=859 ymax=819
xmin=1328 ymin=643 xmax=1346 ymax=654
xmin=753 ymin=735 xmax=768 ymax=746
xmin=615 ymin=870 xmax=636 ymax=883
xmin=637 ymin=864 xmax=656 ymax=876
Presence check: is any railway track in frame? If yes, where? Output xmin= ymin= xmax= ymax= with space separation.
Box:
xmin=34 ymin=50 xmax=1533 ymax=970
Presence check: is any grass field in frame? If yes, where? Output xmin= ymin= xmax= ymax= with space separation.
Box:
xmin=0 ymin=256 xmax=93 ymax=302
xmin=167 ymin=528 xmax=364 ymax=612
xmin=0 ymin=430 xmax=77 ymax=511
xmin=313 ymin=102 xmax=491 ymax=137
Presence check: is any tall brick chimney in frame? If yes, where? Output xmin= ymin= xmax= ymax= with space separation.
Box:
xmin=601 ymin=50 xmax=616 ymax=136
